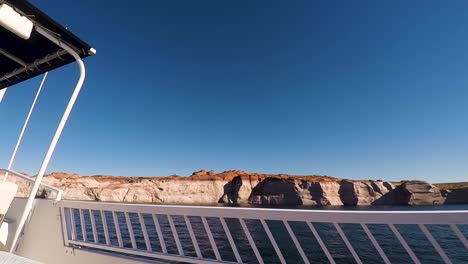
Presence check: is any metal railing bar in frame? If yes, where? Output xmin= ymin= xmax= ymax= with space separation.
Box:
xmin=168 ymin=215 xmax=184 ymax=256
xmin=334 ymin=223 xmax=362 ymax=264
xmin=184 ymin=215 xmax=202 ymax=259
xmin=112 ymin=211 xmax=123 ymax=247
xmin=0 ymin=49 xmax=69 ymax=83
xmin=89 ymin=209 xmax=98 ymax=243
xmin=60 ymin=203 xmax=468 ymax=264
xmin=138 ymin=213 xmax=152 ymax=252
xmin=69 ymin=208 xmax=76 ymax=241
xmin=0 ymin=47 xmax=27 ymax=67
xmin=260 ymin=219 xmax=286 ymax=264
xmin=152 ymin=214 xmax=167 ymax=254
xmin=100 ymin=210 xmax=110 ymax=245
xmin=220 ymin=217 xmax=242 ymax=264
xmin=0 ymin=169 xmax=62 ymax=194
xmin=240 ymin=219 xmax=264 ymax=264
xmin=361 ymin=224 xmax=390 ymax=264
xmin=450 ymin=224 xmax=468 ymax=249
xmin=68 ymin=240 xmax=236 ymax=264
xmin=419 ymin=224 xmax=452 ymax=264
xmin=58 ymin=200 xmax=468 ymax=225
xmin=79 ymin=209 xmax=86 ymax=242
xmin=307 ymin=222 xmax=335 ymax=264
xmin=60 ymin=207 xmax=70 ymax=246
xmin=125 ymin=212 xmax=137 ymax=249
xmin=283 ymin=220 xmax=309 ymax=264
xmin=202 ymin=217 xmax=221 ymax=261
xmin=388 ymin=224 xmax=421 ymax=264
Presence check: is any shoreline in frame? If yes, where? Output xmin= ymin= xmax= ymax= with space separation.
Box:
xmin=3 ymin=170 xmax=467 ymax=206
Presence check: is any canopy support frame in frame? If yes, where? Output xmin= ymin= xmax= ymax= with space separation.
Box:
xmin=9 ymin=25 xmax=86 ymax=253
xmin=0 ymin=47 xmax=27 ymax=67
xmin=0 ymin=49 xmax=69 ymax=86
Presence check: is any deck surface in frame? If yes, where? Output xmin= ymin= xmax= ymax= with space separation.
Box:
xmin=0 ymin=251 xmax=42 ymax=264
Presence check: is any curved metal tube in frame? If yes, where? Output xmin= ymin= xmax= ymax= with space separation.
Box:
xmin=10 ymin=26 xmax=87 ymax=253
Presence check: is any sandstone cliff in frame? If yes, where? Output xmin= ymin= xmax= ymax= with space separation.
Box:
xmin=2 ymin=170 xmax=465 ymax=206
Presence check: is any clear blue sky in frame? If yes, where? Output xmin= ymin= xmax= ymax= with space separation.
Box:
xmin=1 ymin=0 xmax=468 ymax=183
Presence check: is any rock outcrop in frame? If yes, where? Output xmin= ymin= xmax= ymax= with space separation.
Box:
xmin=1 ymin=170 xmax=465 ymax=206
xmin=393 ymin=181 xmax=445 ymax=205
xmin=441 ymin=187 xmax=468 ymax=204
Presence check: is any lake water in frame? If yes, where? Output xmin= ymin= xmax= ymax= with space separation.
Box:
xmin=72 ymin=204 xmax=468 ymax=264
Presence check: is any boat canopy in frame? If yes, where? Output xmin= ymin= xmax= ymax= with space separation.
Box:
xmin=0 ymin=0 xmax=94 ymax=89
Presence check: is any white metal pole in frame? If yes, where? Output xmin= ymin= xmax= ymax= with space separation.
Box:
xmin=3 ymin=72 xmax=48 ymax=181
xmin=0 ymin=88 xmax=6 ymax=103
xmin=10 ymin=26 xmax=88 ymax=253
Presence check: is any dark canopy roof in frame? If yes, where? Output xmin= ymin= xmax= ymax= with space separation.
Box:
xmin=0 ymin=0 xmax=94 ymax=89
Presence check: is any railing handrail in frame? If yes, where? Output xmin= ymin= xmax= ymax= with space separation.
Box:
xmin=0 ymin=168 xmax=62 ymax=201
xmin=59 ymin=200 xmax=468 ymax=224
xmin=60 ymin=200 xmax=468 ymax=264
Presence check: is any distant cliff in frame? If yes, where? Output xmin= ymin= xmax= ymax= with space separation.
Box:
xmin=4 ymin=170 xmax=466 ymax=206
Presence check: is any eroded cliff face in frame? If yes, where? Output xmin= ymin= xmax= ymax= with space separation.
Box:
xmin=2 ymin=170 xmax=464 ymax=206
xmin=394 ymin=181 xmax=445 ymax=205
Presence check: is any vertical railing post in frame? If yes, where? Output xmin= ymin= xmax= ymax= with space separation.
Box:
xmin=90 ymin=210 xmax=98 ymax=243
xmin=260 ymin=219 xmax=286 ymax=264
xmin=184 ymin=215 xmax=202 ymax=258
xmin=361 ymin=224 xmax=390 ymax=264
xmin=60 ymin=207 xmax=71 ymax=246
xmin=220 ymin=217 xmax=242 ymax=263
xmin=112 ymin=211 xmax=123 ymax=247
xmin=101 ymin=210 xmax=110 ymax=246
xmin=334 ymin=223 xmax=362 ymax=264
xmin=168 ymin=215 xmax=184 ymax=256
xmin=388 ymin=224 xmax=421 ymax=264
xmin=69 ymin=209 xmax=76 ymax=241
xmin=138 ymin=213 xmax=152 ymax=252
xmin=240 ymin=219 xmax=264 ymax=264
xmin=152 ymin=214 xmax=167 ymax=254
xmin=419 ymin=224 xmax=452 ymax=264
xmin=450 ymin=224 xmax=468 ymax=249
xmin=307 ymin=222 xmax=335 ymax=264
xmin=283 ymin=220 xmax=309 ymax=264
xmin=79 ymin=209 xmax=87 ymax=242
xmin=202 ymin=217 xmax=221 ymax=261
xmin=125 ymin=212 xmax=137 ymax=249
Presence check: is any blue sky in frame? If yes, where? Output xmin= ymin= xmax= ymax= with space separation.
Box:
xmin=1 ymin=0 xmax=468 ymax=183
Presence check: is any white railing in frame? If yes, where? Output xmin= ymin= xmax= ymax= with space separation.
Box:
xmin=0 ymin=169 xmax=63 ymax=201
xmin=59 ymin=200 xmax=468 ymax=264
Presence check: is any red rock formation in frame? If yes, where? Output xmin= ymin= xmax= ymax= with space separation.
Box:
xmin=1 ymin=170 xmax=462 ymax=206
